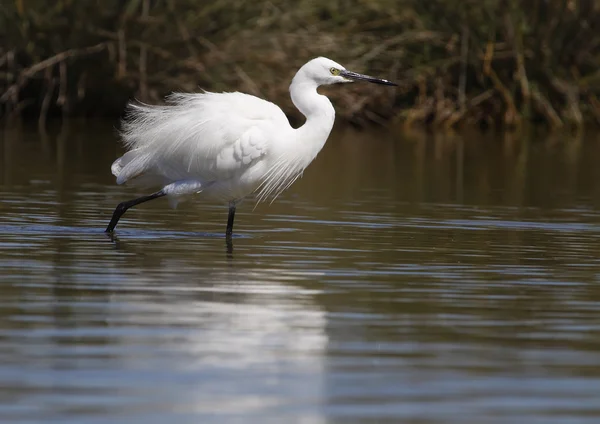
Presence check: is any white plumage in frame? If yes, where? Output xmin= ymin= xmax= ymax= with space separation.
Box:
xmin=106 ymin=56 xmax=396 ymax=237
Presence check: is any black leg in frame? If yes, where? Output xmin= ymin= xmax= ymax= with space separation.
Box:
xmin=105 ymin=190 xmax=166 ymax=233
xmin=226 ymin=203 xmax=236 ymax=238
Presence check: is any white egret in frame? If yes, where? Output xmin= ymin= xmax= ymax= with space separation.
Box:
xmin=105 ymin=57 xmax=396 ymax=237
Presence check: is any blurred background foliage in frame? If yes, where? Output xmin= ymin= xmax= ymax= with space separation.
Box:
xmin=1 ymin=0 xmax=600 ymax=128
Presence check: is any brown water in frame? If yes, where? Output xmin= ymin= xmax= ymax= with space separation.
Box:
xmin=1 ymin=122 xmax=600 ymax=423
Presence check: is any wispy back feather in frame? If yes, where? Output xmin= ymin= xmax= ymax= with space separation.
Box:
xmin=113 ymin=91 xmax=289 ymax=191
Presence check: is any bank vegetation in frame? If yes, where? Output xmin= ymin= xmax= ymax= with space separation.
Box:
xmin=1 ymin=0 xmax=599 ymax=129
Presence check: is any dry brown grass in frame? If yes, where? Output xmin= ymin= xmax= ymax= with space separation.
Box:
xmin=2 ymin=0 xmax=600 ymax=129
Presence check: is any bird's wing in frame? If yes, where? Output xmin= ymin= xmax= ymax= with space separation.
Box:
xmin=114 ymin=91 xmax=290 ymax=185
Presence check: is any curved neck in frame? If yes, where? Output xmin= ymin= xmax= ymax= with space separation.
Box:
xmin=289 ymin=77 xmax=335 ymax=142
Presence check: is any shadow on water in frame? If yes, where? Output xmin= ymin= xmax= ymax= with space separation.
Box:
xmin=1 ymin=122 xmax=600 ymax=423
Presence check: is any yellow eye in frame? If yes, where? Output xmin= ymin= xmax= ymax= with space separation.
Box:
xmin=330 ymin=67 xmax=340 ymax=76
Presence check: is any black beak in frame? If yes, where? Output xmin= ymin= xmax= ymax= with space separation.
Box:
xmin=340 ymin=70 xmax=397 ymax=86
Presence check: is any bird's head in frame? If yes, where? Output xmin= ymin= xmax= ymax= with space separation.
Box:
xmin=297 ymin=57 xmax=397 ymax=87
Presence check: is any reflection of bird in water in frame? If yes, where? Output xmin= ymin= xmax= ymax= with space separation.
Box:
xmin=105 ymin=57 xmax=396 ymax=239
xmin=108 ymin=263 xmax=329 ymax=417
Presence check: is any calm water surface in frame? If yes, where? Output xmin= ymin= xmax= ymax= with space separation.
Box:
xmin=1 ymin=123 xmax=600 ymax=423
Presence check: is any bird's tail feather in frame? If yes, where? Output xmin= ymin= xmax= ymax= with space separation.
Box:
xmin=111 ymin=150 xmax=165 ymax=187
